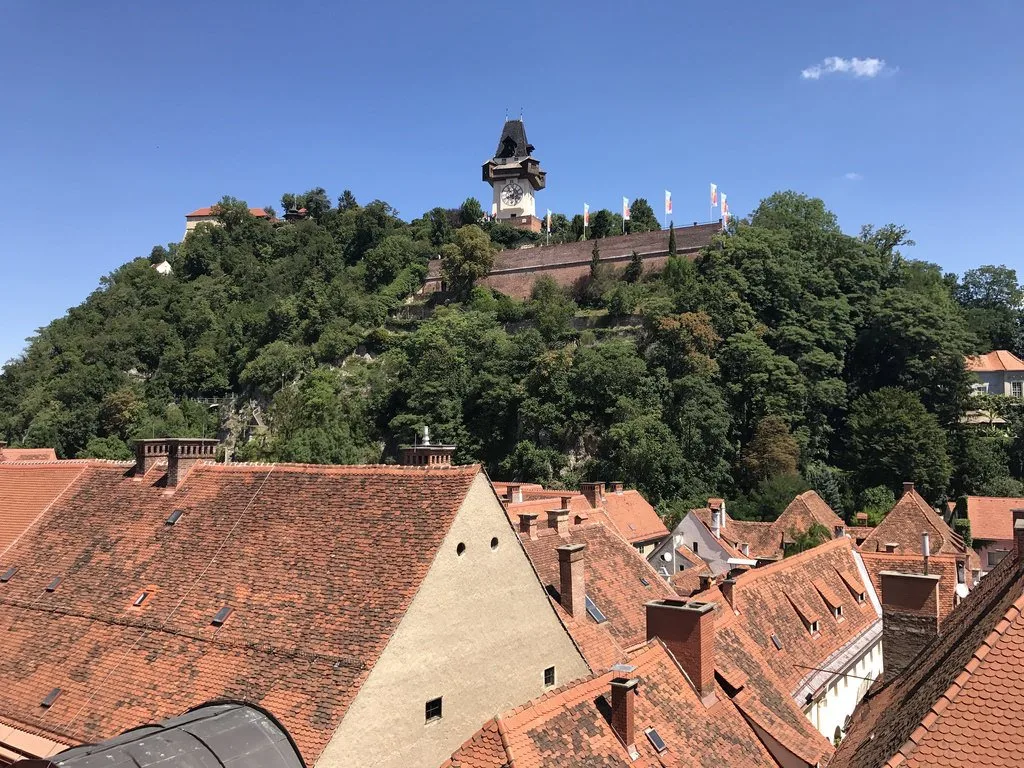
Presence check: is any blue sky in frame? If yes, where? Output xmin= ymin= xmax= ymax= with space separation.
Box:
xmin=1 ymin=1 xmax=1022 ymax=366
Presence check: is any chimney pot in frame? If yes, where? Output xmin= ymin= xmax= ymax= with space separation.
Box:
xmin=506 ymin=484 xmax=523 ymax=504
xmin=711 ymin=508 xmax=722 ymax=539
xmin=557 ymin=543 xmax=586 ymax=617
xmin=855 ymin=512 xmax=869 ymax=524
xmin=646 ymin=598 xmax=717 ymax=704
xmin=609 ymin=677 xmax=639 ymax=748
xmin=903 ymin=481 xmax=915 ymax=495
xmin=133 ymin=438 xmax=169 ymax=477
xmin=547 ymin=508 xmax=570 ymax=536
xmin=880 ymin=570 xmax=940 ymax=680
xmin=609 ymin=481 xmax=624 ymax=494
xmin=921 ymin=532 xmax=931 ymax=574
xmin=519 ymin=513 xmax=538 ymax=540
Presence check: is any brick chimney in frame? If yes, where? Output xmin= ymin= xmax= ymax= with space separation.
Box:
xmin=506 ymin=484 xmax=523 ymax=504
xmin=855 ymin=512 xmax=869 ymax=524
xmin=880 ymin=570 xmax=940 ymax=680
xmin=609 ymin=677 xmax=638 ymax=748
xmin=165 ymin=438 xmax=217 ymax=489
xmin=133 ymin=439 xmax=169 ymax=477
xmin=1014 ymin=510 xmax=1024 ymax=559
xmin=646 ymin=598 xmax=717 ymax=704
xmin=903 ymin=481 xmax=915 ymax=496
xmin=519 ymin=513 xmax=538 ymax=540
xmin=711 ymin=507 xmax=722 ymax=539
xmin=547 ymin=506 xmax=570 ymax=536
xmin=608 ymin=481 xmax=624 ymax=495
xmin=557 ymin=543 xmax=586 ymax=618
xmin=580 ymin=482 xmax=605 ymax=507
xmin=721 ymin=578 xmax=736 ymax=609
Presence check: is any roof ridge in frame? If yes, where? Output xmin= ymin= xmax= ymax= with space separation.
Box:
xmin=198 ymin=461 xmax=481 ymax=474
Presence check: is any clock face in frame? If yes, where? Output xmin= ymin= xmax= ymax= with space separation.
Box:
xmin=501 ymin=182 xmax=524 ymax=206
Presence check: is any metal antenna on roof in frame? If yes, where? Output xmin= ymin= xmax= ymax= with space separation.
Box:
xmin=505 ymin=107 xmax=508 ymax=122
xmin=520 ymin=106 xmax=523 ymax=120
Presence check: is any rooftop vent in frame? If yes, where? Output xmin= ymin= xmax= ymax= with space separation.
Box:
xmin=211 ymin=606 xmax=233 ymax=627
xmin=0 ymin=566 xmax=17 ymax=583
xmin=40 ymin=687 xmax=61 ymax=708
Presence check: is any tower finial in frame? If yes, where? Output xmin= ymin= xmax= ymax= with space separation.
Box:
xmin=505 ymin=107 xmax=508 ymax=121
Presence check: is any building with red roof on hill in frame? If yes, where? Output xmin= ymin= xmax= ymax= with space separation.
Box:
xmin=0 ymin=438 xmax=589 ymax=768
xmin=184 ymin=205 xmax=274 ymax=237
xmin=957 ymin=494 xmax=1024 ymax=574
xmin=966 ymin=349 xmax=1024 ymax=398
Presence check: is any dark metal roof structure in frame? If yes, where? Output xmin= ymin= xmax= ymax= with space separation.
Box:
xmin=493 ymin=119 xmax=534 ymax=159
xmin=14 ymin=702 xmax=304 ymax=768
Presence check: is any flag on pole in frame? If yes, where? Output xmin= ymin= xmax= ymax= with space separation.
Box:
xmin=721 ymin=193 xmax=729 ymax=228
xmin=664 ymin=190 xmax=673 ymax=215
xmin=584 ymin=203 xmax=590 ymax=227
xmin=546 ymin=209 xmax=552 ymax=233
xmin=710 ymin=183 xmax=718 ymax=207
xmin=622 ymin=197 xmax=631 ymax=221
xmin=491 ymin=202 xmax=497 ymax=219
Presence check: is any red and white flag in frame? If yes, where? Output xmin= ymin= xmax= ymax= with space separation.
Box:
xmin=491 ymin=202 xmax=497 ymax=219
xmin=721 ymin=193 xmax=729 ymax=227
xmin=710 ymin=183 xmax=718 ymax=207
xmin=584 ymin=203 xmax=590 ymax=227
xmin=622 ymin=197 xmax=631 ymax=221
xmin=546 ymin=209 xmax=552 ymax=233
xmin=664 ymin=190 xmax=673 ymax=215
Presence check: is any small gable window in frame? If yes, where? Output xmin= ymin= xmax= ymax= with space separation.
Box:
xmin=425 ymin=696 xmax=443 ymax=722
xmin=833 ymin=605 xmax=843 ymax=620
xmin=544 ymin=666 xmax=555 ymax=687
xmin=808 ymin=619 xmax=820 ymax=635
xmin=691 ymin=541 xmax=699 ymax=555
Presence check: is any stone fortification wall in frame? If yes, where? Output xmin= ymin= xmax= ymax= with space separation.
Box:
xmin=423 ymin=221 xmax=721 ymax=300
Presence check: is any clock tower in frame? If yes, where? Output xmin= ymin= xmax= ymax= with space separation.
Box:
xmin=482 ymin=118 xmax=546 ymax=231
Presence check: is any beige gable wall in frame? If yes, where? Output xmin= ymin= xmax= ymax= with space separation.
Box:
xmin=316 ymin=473 xmax=589 ymax=768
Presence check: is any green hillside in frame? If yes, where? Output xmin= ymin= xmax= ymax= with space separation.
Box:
xmin=2 ymin=189 xmax=1021 ymax=522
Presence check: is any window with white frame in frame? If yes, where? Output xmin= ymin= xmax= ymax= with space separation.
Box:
xmin=1013 ymin=380 xmax=1023 ymax=398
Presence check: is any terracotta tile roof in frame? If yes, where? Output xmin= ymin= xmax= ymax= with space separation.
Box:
xmin=860 ymin=489 xmax=965 ymax=556
xmin=445 ymin=640 xmax=782 ymax=768
xmin=0 ymin=448 xmax=58 ymax=462
xmin=965 ymin=495 xmax=1024 ymax=542
xmin=516 ymin=520 xmax=676 ymax=669
xmin=833 ymin=546 xmax=1024 ymax=767
xmin=0 ymin=461 xmax=480 ymax=764
xmin=860 ymin=551 xmax=962 ymax=624
xmin=965 ymin=349 xmax=1024 ymax=372
xmin=0 ymin=462 xmax=88 ymax=555
xmin=185 ymin=206 xmax=271 ymax=218
xmin=690 ymin=508 xmax=750 ymax=561
xmin=600 ymin=490 xmax=670 ymax=545
xmin=847 ymin=525 xmax=875 ymax=542
xmin=725 ymin=538 xmax=880 ymax=695
xmin=502 ymin=482 xmax=668 ymax=547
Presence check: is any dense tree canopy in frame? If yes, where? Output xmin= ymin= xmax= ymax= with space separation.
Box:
xmin=2 ymin=188 xmax=1022 ymax=525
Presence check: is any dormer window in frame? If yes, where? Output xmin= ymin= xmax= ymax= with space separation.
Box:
xmin=832 ymin=605 xmax=843 ymax=620
xmin=808 ymin=619 xmax=820 ymax=635
xmin=856 ymin=591 xmax=865 ymax=604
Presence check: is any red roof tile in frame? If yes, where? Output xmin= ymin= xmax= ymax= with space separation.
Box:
xmin=0 ymin=448 xmax=58 ymax=462
xmin=445 ymin=641 xmax=781 ymax=768
xmin=965 ymin=350 xmax=1024 ymax=372
xmin=725 ymin=538 xmax=880 ymax=695
xmin=834 ymin=546 xmax=1024 ymax=767
xmin=860 ymin=489 xmax=965 ymax=556
xmin=0 ymin=462 xmax=88 ymax=555
xmin=965 ymin=495 xmax=1024 ymax=542
xmin=0 ymin=461 xmax=479 ymax=763
xmin=516 ymin=520 xmax=675 ymax=669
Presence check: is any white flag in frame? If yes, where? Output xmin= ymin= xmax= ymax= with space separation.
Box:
xmin=664 ymin=190 xmax=673 ymax=215
xmin=710 ymin=183 xmax=718 ymax=207
xmin=721 ymin=193 xmax=729 ymax=228
xmin=622 ymin=197 xmax=631 ymax=221
xmin=584 ymin=203 xmax=590 ymax=227
xmin=491 ymin=202 xmax=497 ymax=218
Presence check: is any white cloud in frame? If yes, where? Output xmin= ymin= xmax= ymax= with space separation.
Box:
xmin=801 ymin=57 xmax=891 ymax=80
xmin=844 ymin=172 xmax=863 ymax=181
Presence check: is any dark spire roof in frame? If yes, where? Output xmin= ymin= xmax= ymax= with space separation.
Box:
xmin=494 ymin=119 xmax=535 ymax=160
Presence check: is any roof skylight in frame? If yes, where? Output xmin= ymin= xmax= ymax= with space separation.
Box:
xmin=585 ymin=595 xmax=608 ymax=624
xmin=165 ymin=509 xmax=184 ymax=525
xmin=0 ymin=566 xmax=17 ymax=583
xmin=645 ymin=727 xmax=667 ymax=753
xmin=211 ymin=606 xmax=233 ymax=627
